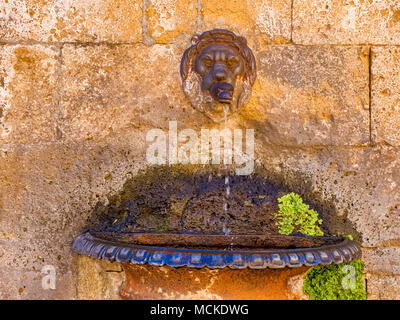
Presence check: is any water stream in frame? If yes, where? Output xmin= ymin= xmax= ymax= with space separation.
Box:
xmin=222 ymin=104 xmax=232 ymax=247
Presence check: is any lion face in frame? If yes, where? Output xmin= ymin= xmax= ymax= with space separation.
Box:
xmin=180 ymin=29 xmax=256 ymax=123
xmin=194 ymin=43 xmax=244 ymax=104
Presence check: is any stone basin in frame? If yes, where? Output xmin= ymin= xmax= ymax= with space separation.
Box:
xmin=72 ymin=166 xmax=361 ymax=299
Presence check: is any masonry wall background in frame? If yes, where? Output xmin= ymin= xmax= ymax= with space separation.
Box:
xmin=0 ymin=0 xmax=399 ymax=299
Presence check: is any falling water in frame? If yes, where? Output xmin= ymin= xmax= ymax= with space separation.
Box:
xmin=222 ymin=104 xmax=231 ymax=240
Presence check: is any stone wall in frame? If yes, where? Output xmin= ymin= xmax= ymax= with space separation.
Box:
xmin=0 ymin=0 xmax=399 ymax=299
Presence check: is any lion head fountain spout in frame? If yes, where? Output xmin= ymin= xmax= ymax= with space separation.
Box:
xmin=180 ymin=29 xmax=256 ymax=122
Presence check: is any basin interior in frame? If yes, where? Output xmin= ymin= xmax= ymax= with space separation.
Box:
xmin=89 ymin=165 xmax=331 ymax=237
xmin=91 ymin=231 xmax=345 ymax=251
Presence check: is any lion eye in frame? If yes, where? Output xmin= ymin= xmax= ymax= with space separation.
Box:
xmin=227 ymin=57 xmax=239 ymax=68
xmin=202 ymin=57 xmax=213 ymax=68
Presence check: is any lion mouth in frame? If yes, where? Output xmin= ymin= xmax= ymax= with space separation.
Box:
xmin=210 ymin=82 xmax=234 ymax=104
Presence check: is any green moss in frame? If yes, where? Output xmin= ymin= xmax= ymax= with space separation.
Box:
xmin=274 ymin=192 xmax=323 ymax=236
xmin=303 ymin=259 xmax=367 ymax=300
xmin=273 ymin=193 xmax=366 ymax=300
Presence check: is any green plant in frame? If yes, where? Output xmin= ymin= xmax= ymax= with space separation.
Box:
xmin=274 ymin=192 xmax=324 ymax=236
xmin=303 ymin=259 xmax=367 ymax=300
xmin=273 ymin=193 xmax=366 ymax=300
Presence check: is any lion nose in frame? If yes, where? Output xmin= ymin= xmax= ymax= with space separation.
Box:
xmin=213 ymin=63 xmax=227 ymax=81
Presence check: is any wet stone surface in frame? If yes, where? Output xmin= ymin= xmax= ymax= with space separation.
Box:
xmin=88 ymin=165 xmax=329 ymax=236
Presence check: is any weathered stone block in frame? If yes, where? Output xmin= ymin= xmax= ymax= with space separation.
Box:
xmin=293 ymin=0 xmax=400 ymax=45
xmin=0 ymin=0 xmax=142 ymax=42
xmin=367 ymin=274 xmax=400 ymax=299
xmin=0 ymin=45 xmax=58 ymax=144
xmin=363 ymin=248 xmax=400 ymax=275
xmin=0 ymin=266 xmax=75 ymax=299
xmin=200 ymin=0 xmax=291 ymax=45
xmin=241 ymin=45 xmax=370 ymax=146
xmin=59 ymin=44 xmax=209 ymax=143
xmin=145 ymin=0 xmax=198 ymax=44
xmin=77 ymin=256 xmax=124 ymax=300
xmin=371 ymin=47 xmax=400 ymax=146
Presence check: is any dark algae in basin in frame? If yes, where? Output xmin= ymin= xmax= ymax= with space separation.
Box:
xmin=90 ymin=165 xmax=298 ymax=235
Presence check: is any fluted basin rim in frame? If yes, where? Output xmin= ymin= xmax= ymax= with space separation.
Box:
xmin=72 ymin=231 xmax=361 ymax=269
